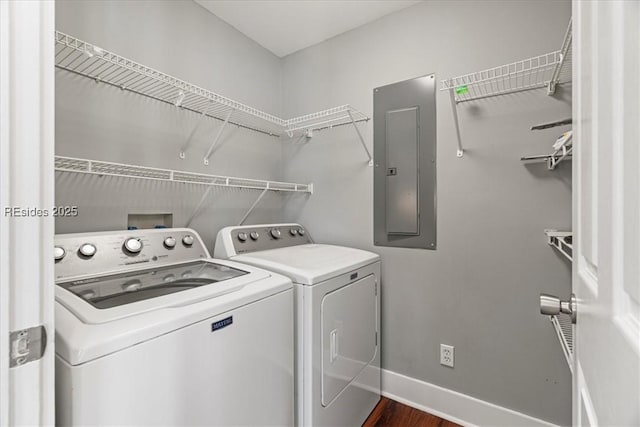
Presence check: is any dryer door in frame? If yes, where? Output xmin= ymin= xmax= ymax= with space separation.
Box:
xmin=321 ymin=274 xmax=377 ymax=406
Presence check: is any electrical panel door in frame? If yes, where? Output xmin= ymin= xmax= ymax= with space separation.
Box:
xmin=373 ymin=74 xmax=437 ymax=249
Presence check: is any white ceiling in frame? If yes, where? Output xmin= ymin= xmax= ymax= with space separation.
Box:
xmin=194 ymin=0 xmax=422 ymax=57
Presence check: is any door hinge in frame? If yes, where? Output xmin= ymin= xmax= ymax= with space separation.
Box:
xmin=375 ymin=331 xmax=378 ymax=346
xmin=10 ymin=325 xmax=47 ymax=368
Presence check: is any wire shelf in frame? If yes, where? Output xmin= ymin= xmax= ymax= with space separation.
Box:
xmin=440 ymin=19 xmax=572 ymax=103
xmin=440 ymin=19 xmax=572 ymax=157
xmin=285 ymin=105 xmax=369 ymax=136
xmin=54 ymin=156 xmax=313 ymax=193
xmin=550 ymin=314 xmax=574 ymax=372
xmin=54 ymin=31 xmax=369 ymax=139
xmin=545 ymin=230 xmax=573 ymax=262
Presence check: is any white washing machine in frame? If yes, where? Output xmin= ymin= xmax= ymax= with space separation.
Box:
xmin=214 ymin=223 xmax=381 ymax=427
xmin=54 ymin=227 xmax=294 ymax=426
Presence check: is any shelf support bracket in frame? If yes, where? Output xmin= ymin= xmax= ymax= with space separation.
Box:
xmin=238 ymin=188 xmax=269 ymax=226
xmin=346 ymin=110 xmax=373 ymax=166
xmin=185 ymin=186 xmax=213 ymax=228
xmin=449 ymin=89 xmax=464 ymax=157
xmin=548 ymin=18 xmax=572 ymax=95
xmin=204 ymin=109 xmax=234 ymax=166
xmin=180 ymin=102 xmax=213 ymax=160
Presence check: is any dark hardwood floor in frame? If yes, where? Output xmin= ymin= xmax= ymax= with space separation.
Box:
xmin=363 ymin=397 xmax=461 ymax=427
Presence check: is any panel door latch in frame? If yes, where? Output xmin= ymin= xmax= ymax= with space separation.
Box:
xmin=10 ymin=325 xmax=47 ymax=367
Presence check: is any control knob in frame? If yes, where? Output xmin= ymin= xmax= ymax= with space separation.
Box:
xmin=289 ymin=229 xmax=298 ymax=236
xmin=54 ymin=246 xmax=66 ymax=261
xmin=250 ymin=231 xmax=259 ymax=241
xmin=270 ymin=229 xmax=281 ymax=239
xmin=298 ymin=228 xmax=305 ymax=236
xmin=163 ymin=237 xmax=176 ymax=249
xmin=182 ymin=235 xmax=194 ymax=246
xmin=124 ymin=238 xmax=143 ymax=254
xmin=237 ymin=232 xmax=248 ymax=242
xmin=78 ymin=243 xmax=97 ymax=258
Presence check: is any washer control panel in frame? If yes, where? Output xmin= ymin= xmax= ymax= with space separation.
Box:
xmin=215 ymin=223 xmax=312 ymax=256
xmin=54 ymin=228 xmax=209 ymax=281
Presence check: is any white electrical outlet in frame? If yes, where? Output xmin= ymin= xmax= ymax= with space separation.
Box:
xmin=440 ymin=344 xmax=454 ymax=368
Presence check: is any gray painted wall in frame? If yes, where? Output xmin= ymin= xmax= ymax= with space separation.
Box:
xmin=55 ymin=0 xmax=291 ymax=248
xmin=56 ymin=0 xmax=573 ymax=425
xmin=281 ymin=1 xmax=572 ymax=425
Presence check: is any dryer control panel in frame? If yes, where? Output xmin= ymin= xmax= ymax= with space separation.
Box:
xmin=54 ymin=228 xmax=209 ymax=281
xmin=214 ymin=223 xmax=312 ymax=257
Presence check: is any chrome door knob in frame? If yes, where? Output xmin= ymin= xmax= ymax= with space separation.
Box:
xmin=540 ymin=293 xmax=577 ymax=324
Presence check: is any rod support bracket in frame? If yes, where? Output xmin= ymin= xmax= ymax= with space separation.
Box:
xmin=203 ymin=109 xmax=234 ymax=166
xmin=346 ymin=110 xmax=373 ymax=165
xmin=457 ymin=149 xmax=464 ymax=158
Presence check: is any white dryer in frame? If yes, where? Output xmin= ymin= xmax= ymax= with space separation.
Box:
xmin=215 ymin=223 xmax=380 ymax=427
xmin=54 ymin=228 xmax=294 ymax=426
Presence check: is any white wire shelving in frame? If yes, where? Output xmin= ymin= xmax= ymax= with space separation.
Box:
xmin=55 ymin=156 xmax=313 ymax=192
xmin=54 ymin=31 xmax=371 ymax=165
xmin=550 ymin=314 xmax=574 ymax=372
xmin=521 ymin=145 xmax=573 ymax=170
xmin=440 ymin=19 xmax=572 ymax=157
xmin=545 ymin=230 xmax=573 ymax=262
xmin=55 ymin=156 xmax=313 ymax=226
xmin=523 ymin=122 xmax=573 ymax=170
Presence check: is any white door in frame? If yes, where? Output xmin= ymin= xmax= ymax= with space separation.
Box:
xmin=572 ymin=1 xmax=640 ymax=425
xmin=0 ymin=1 xmax=56 ymax=425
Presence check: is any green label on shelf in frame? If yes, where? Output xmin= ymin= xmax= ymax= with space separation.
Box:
xmin=455 ymin=85 xmax=469 ymax=95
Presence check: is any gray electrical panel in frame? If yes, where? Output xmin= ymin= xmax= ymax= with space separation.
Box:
xmin=373 ymin=74 xmax=436 ymax=249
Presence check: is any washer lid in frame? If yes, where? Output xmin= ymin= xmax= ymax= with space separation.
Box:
xmin=232 ymin=244 xmax=380 ymax=285
xmin=55 ymin=259 xmax=293 ymax=365
xmin=58 ymin=260 xmax=248 ymax=310
xmin=56 ymin=259 xmax=269 ymax=325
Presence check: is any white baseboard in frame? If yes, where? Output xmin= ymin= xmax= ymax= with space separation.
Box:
xmin=381 ymin=369 xmax=559 ymax=427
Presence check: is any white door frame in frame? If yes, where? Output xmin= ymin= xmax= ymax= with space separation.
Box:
xmin=0 ymin=1 xmax=56 ymax=425
xmin=572 ymin=1 xmax=640 ymax=425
